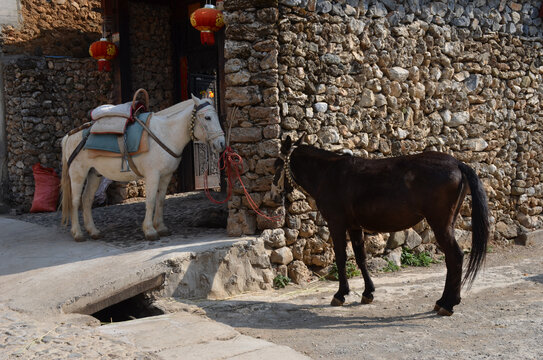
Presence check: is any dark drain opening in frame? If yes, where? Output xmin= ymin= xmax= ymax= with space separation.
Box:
xmin=91 ymin=293 xmax=164 ymax=324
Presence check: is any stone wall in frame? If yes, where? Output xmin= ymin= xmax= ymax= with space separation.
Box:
xmin=224 ymin=0 xmax=543 ymax=281
xmin=2 ymin=57 xmax=112 ymax=208
xmin=1 ymin=0 xmax=102 ymax=57
xmin=1 ymin=0 xmax=112 ymax=209
xmin=223 ymin=0 xmax=284 ymax=236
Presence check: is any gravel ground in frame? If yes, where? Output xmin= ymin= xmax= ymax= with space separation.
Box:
xmin=0 ymin=307 xmax=160 ymax=359
xmin=198 ymin=241 xmax=543 ymax=360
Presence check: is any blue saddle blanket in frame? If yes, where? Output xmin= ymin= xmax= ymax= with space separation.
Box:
xmin=83 ymin=113 xmax=151 ymax=153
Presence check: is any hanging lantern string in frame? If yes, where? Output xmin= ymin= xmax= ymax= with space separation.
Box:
xmin=204 ymin=107 xmax=282 ymax=223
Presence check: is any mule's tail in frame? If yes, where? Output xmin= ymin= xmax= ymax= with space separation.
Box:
xmin=458 ymin=162 xmax=490 ymax=287
xmin=60 ymin=135 xmax=72 ymax=226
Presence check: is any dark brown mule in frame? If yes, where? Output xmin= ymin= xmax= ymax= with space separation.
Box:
xmin=271 ymin=136 xmax=489 ymax=316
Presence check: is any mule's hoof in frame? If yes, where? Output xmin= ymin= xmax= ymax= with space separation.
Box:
xmin=145 ymin=233 xmax=160 ymax=241
xmin=330 ymin=297 xmax=344 ymax=306
xmin=74 ymin=236 xmax=86 ymax=242
xmin=433 ymin=304 xmax=441 ymax=312
xmin=90 ymin=232 xmax=102 ymax=240
xmin=361 ymin=295 xmax=373 ymax=304
xmin=437 ymin=307 xmax=454 ymax=316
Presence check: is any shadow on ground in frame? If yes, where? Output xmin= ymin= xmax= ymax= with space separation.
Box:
xmin=183 ymin=298 xmax=442 ymax=332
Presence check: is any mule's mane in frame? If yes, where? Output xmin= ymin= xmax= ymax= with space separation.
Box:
xmin=296 ymin=145 xmax=344 ymax=161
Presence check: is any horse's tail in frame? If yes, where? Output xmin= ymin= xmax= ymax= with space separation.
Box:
xmin=458 ymin=162 xmax=490 ymax=287
xmin=60 ymin=135 xmax=72 ymax=226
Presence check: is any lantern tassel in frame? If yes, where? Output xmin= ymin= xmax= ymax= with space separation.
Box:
xmin=97 ymin=59 xmax=111 ymax=72
xmin=200 ymin=31 xmax=215 ymax=46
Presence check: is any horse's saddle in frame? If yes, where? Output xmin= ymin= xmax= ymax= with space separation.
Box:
xmin=83 ymin=112 xmax=152 ymax=157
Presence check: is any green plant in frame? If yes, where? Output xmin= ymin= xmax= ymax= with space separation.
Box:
xmin=273 ymin=274 xmax=291 ymax=288
xmin=328 ymin=260 xmax=361 ymax=280
xmin=383 ymin=260 xmax=400 ymax=272
xmin=401 ymin=248 xmax=435 ymax=267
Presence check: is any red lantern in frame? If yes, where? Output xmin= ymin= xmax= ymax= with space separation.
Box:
xmin=190 ymin=4 xmax=225 ymax=46
xmin=89 ymin=38 xmax=118 ymax=72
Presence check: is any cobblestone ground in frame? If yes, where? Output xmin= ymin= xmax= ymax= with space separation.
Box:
xmin=12 ymin=191 xmax=228 ymax=247
xmin=0 ymin=304 xmax=159 ymax=359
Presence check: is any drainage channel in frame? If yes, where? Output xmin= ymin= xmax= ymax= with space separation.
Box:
xmin=91 ymin=292 xmax=165 ymax=323
xmin=63 ymin=273 xmax=166 ymax=323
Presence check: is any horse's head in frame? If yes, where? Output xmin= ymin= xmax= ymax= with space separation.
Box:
xmin=270 ymin=133 xmax=305 ymax=202
xmin=191 ymin=95 xmax=226 ymax=153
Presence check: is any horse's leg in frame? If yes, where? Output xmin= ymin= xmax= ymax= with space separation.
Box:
xmin=330 ymin=223 xmax=349 ymax=306
xmin=431 ymin=225 xmax=464 ymax=316
xmin=153 ymin=173 xmax=173 ymax=237
xmin=81 ymin=170 xmax=102 ymax=239
xmin=349 ymin=229 xmax=375 ymax=304
xmin=69 ymin=169 xmax=89 ymax=242
xmin=142 ymin=173 xmax=160 ymax=241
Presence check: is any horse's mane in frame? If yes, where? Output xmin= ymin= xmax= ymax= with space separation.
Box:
xmin=155 ymin=98 xmax=213 ymax=118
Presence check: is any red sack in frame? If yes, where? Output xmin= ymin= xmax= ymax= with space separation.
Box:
xmin=30 ymin=163 xmax=60 ymax=213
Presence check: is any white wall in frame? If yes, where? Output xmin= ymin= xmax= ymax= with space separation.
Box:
xmin=0 ymin=0 xmax=21 ymax=27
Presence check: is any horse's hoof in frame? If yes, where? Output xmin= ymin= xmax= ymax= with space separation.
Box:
xmin=90 ymin=232 xmax=102 ymax=240
xmin=145 ymin=233 xmax=160 ymax=241
xmin=361 ymin=295 xmax=373 ymax=304
xmin=157 ymin=228 xmax=171 ymax=237
xmin=330 ymin=297 xmax=344 ymax=306
xmin=74 ymin=236 xmax=86 ymax=242
xmin=437 ymin=307 xmax=454 ymax=316
xmin=433 ymin=304 xmax=441 ymax=312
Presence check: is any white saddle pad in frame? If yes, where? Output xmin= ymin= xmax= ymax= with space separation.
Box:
xmin=91 ymin=102 xmax=132 ymax=120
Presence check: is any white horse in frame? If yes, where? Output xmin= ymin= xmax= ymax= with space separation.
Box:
xmin=60 ymin=95 xmax=225 ymax=241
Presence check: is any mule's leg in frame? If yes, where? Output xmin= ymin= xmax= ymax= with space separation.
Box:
xmin=330 ymin=224 xmax=349 ymax=306
xmin=81 ymin=170 xmax=102 ymax=239
xmin=432 ymin=226 xmax=464 ymax=316
xmin=142 ymin=174 xmax=161 ymax=241
xmin=153 ymin=174 xmax=173 ymax=237
xmin=69 ymin=170 xmax=88 ymax=242
xmin=349 ymin=229 xmax=375 ymax=304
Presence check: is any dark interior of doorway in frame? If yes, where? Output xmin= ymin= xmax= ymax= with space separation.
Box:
xmin=171 ymin=0 xmax=225 ymax=193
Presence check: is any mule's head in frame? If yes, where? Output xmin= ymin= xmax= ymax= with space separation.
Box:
xmin=191 ymin=94 xmax=226 ymax=153
xmin=270 ymin=134 xmax=305 ymax=202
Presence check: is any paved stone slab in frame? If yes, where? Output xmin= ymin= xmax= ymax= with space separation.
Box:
xmin=0 ymin=217 xmax=243 ymax=314
xmin=98 ymin=312 xmax=310 ymax=360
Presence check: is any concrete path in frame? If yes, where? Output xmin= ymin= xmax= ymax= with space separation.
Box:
xmin=0 ymin=217 xmax=310 ymax=359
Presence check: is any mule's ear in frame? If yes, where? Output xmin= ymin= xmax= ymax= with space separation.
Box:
xmin=294 ymin=132 xmax=306 ymax=146
xmin=281 ymin=135 xmax=292 ymax=155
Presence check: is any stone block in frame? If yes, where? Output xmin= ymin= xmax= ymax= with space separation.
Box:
xmin=288 ymin=260 xmax=312 ymax=285
xmin=271 ymin=247 xmax=294 ymax=265
xmin=515 ymin=230 xmax=543 ymax=246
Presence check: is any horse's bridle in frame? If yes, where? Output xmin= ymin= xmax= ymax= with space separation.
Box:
xmin=190 ymin=102 xmax=225 ymax=143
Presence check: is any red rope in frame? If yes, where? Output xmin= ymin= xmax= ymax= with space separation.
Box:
xmin=204 ymin=146 xmax=282 ymax=223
